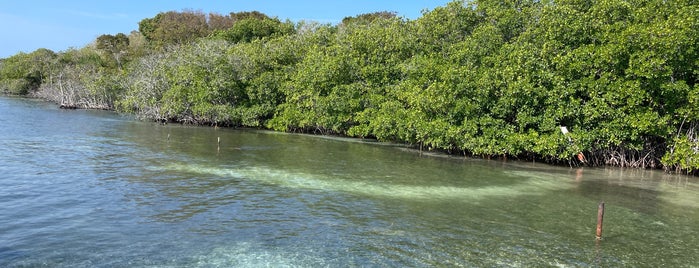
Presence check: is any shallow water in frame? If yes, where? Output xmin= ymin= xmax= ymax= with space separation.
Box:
xmin=1 ymin=96 xmax=697 ymax=267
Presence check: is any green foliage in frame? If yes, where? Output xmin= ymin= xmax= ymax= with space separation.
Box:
xmin=116 ymin=52 xmax=171 ymax=119
xmin=476 ymin=0 xmax=543 ymax=42
xmin=208 ymin=11 xmax=270 ymax=31
xmin=96 ymin=33 xmax=130 ymax=68
xmin=118 ymin=33 xmax=306 ymax=127
xmin=663 ymin=131 xmax=699 ymax=172
xmin=211 ymin=17 xmax=295 ymax=43
xmin=228 ymin=11 xmax=271 ymax=22
xmin=125 ymin=31 xmax=149 ymax=59
xmin=4 ymin=1 xmax=699 ymax=172
xmin=268 ymin=43 xmax=357 ymax=133
xmin=415 ymin=1 xmax=483 ymax=54
xmin=31 ymin=47 xmax=121 ymax=109
xmin=341 ymin=11 xmax=397 ymax=26
xmin=0 ymin=48 xmax=56 ymax=95
xmin=120 ymin=39 xmax=244 ymax=124
xmin=96 ymin=33 xmax=129 ymax=54
xmin=138 ymin=10 xmax=211 ymax=47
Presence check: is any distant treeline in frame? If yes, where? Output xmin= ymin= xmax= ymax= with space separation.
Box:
xmin=1 ymin=0 xmax=697 ymax=173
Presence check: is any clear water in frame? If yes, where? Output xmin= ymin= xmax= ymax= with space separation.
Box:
xmin=1 ymin=96 xmax=697 ymax=267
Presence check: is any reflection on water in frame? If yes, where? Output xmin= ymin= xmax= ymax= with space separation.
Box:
xmin=1 ymin=96 xmax=698 ymax=267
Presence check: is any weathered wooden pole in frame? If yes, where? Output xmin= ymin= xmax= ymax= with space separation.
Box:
xmin=596 ymin=201 xmax=605 ymax=240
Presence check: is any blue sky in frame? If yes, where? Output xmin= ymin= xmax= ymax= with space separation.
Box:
xmin=0 ymin=0 xmax=453 ymax=58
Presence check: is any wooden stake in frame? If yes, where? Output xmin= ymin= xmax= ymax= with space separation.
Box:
xmin=596 ymin=201 xmax=605 ymax=240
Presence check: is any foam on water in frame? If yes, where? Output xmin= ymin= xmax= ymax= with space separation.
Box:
xmin=163 ymin=163 xmax=574 ymax=201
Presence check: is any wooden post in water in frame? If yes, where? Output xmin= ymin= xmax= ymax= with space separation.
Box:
xmin=217 ymin=137 xmax=221 ymax=151
xmin=596 ymin=201 xmax=605 ymax=240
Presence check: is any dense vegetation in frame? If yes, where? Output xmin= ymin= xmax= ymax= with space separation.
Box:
xmin=1 ymin=0 xmax=697 ymax=174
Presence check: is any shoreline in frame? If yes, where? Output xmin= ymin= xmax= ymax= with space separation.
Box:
xmin=6 ymin=94 xmax=694 ymax=176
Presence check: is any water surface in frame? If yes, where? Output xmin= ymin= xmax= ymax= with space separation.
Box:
xmin=1 ymin=96 xmax=697 ymax=267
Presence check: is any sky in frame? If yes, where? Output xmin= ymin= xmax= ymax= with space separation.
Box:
xmin=0 ymin=0 xmax=453 ymax=58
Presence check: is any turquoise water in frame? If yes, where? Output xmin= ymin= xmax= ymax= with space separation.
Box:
xmin=1 ymin=96 xmax=697 ymax=267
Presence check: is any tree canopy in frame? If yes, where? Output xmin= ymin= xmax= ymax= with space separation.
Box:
xmin=2 ymin=0 xmax=698 ymax=174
